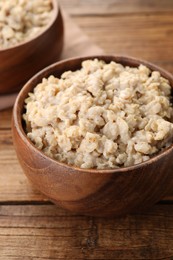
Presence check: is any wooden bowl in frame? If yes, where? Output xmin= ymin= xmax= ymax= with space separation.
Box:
xmin=0 ymin=0 xmax=64 ymax=94
xmin=12 ymin=55 xmax=173 ymax=217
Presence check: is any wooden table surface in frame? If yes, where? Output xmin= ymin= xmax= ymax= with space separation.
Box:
xmin=1 ymin=0 xmax=173 ymax=259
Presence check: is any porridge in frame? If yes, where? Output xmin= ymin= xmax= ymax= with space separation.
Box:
xmin=23 ymin=59 xmax=173 ymax=169
xmin=0 ymin=0 xmax=53 ymax=49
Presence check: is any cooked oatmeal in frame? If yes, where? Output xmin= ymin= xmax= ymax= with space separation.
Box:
xmin=0 ymin=0 xmax=53 ymax=49
xmin=23 ymin=59 xmax=173 ymax=169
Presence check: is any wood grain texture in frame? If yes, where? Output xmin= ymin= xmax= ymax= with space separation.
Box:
xmin=0 ymin=129 xmax=46 ymax=202
xmin=1 ymin=204 xmax=173 ymax=259
xmin=59 ymin=0 xmax=173 ymax=15
xmin=73 ymin=14 xmax=173 ymax=73
xmin=0 ymin=108 xmax=12 ymax=129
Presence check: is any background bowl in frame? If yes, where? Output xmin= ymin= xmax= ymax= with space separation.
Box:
xmin=0 ymin=0 xmax=63 ymax=94
xmin=12 ymin=55 xmax=173 ymax=217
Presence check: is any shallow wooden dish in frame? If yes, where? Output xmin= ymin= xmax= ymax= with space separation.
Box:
xmin=12 ymin=55 xmax=173 ymax=217
xmin=0 ymin=0 xmax=64 ymax=94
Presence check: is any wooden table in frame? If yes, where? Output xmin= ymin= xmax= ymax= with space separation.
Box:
xmin=1 ymin=0 xmax=173 ymax=259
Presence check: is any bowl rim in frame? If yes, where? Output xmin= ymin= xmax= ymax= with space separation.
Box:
xmin=13 ymin=55 xmax=173 ymax=174
xmin=0 ymin=0 xmax=59 ymax=52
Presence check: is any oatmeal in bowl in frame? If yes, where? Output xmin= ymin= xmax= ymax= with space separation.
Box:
xmin=12 ymin=56 xmax=173 ymax=216
xmin=23 ymin=58 xmax=173 ymax=169
xmin=0 ymin=0 xmax=63 ymax=94
xmin=0 ymin=0 xmax=53 ymax=49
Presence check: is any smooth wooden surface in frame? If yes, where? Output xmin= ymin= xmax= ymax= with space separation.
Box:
xmin=59 ymin=0 xmax=173 ymax=15
xmin=1 ymin=0 xmax=173 ymax=257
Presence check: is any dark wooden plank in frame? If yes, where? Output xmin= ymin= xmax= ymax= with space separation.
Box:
xmin=59 ymin=0 xmax=173 ymax=15
xmin=1 ymin=204 xmax=173 ymax=259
